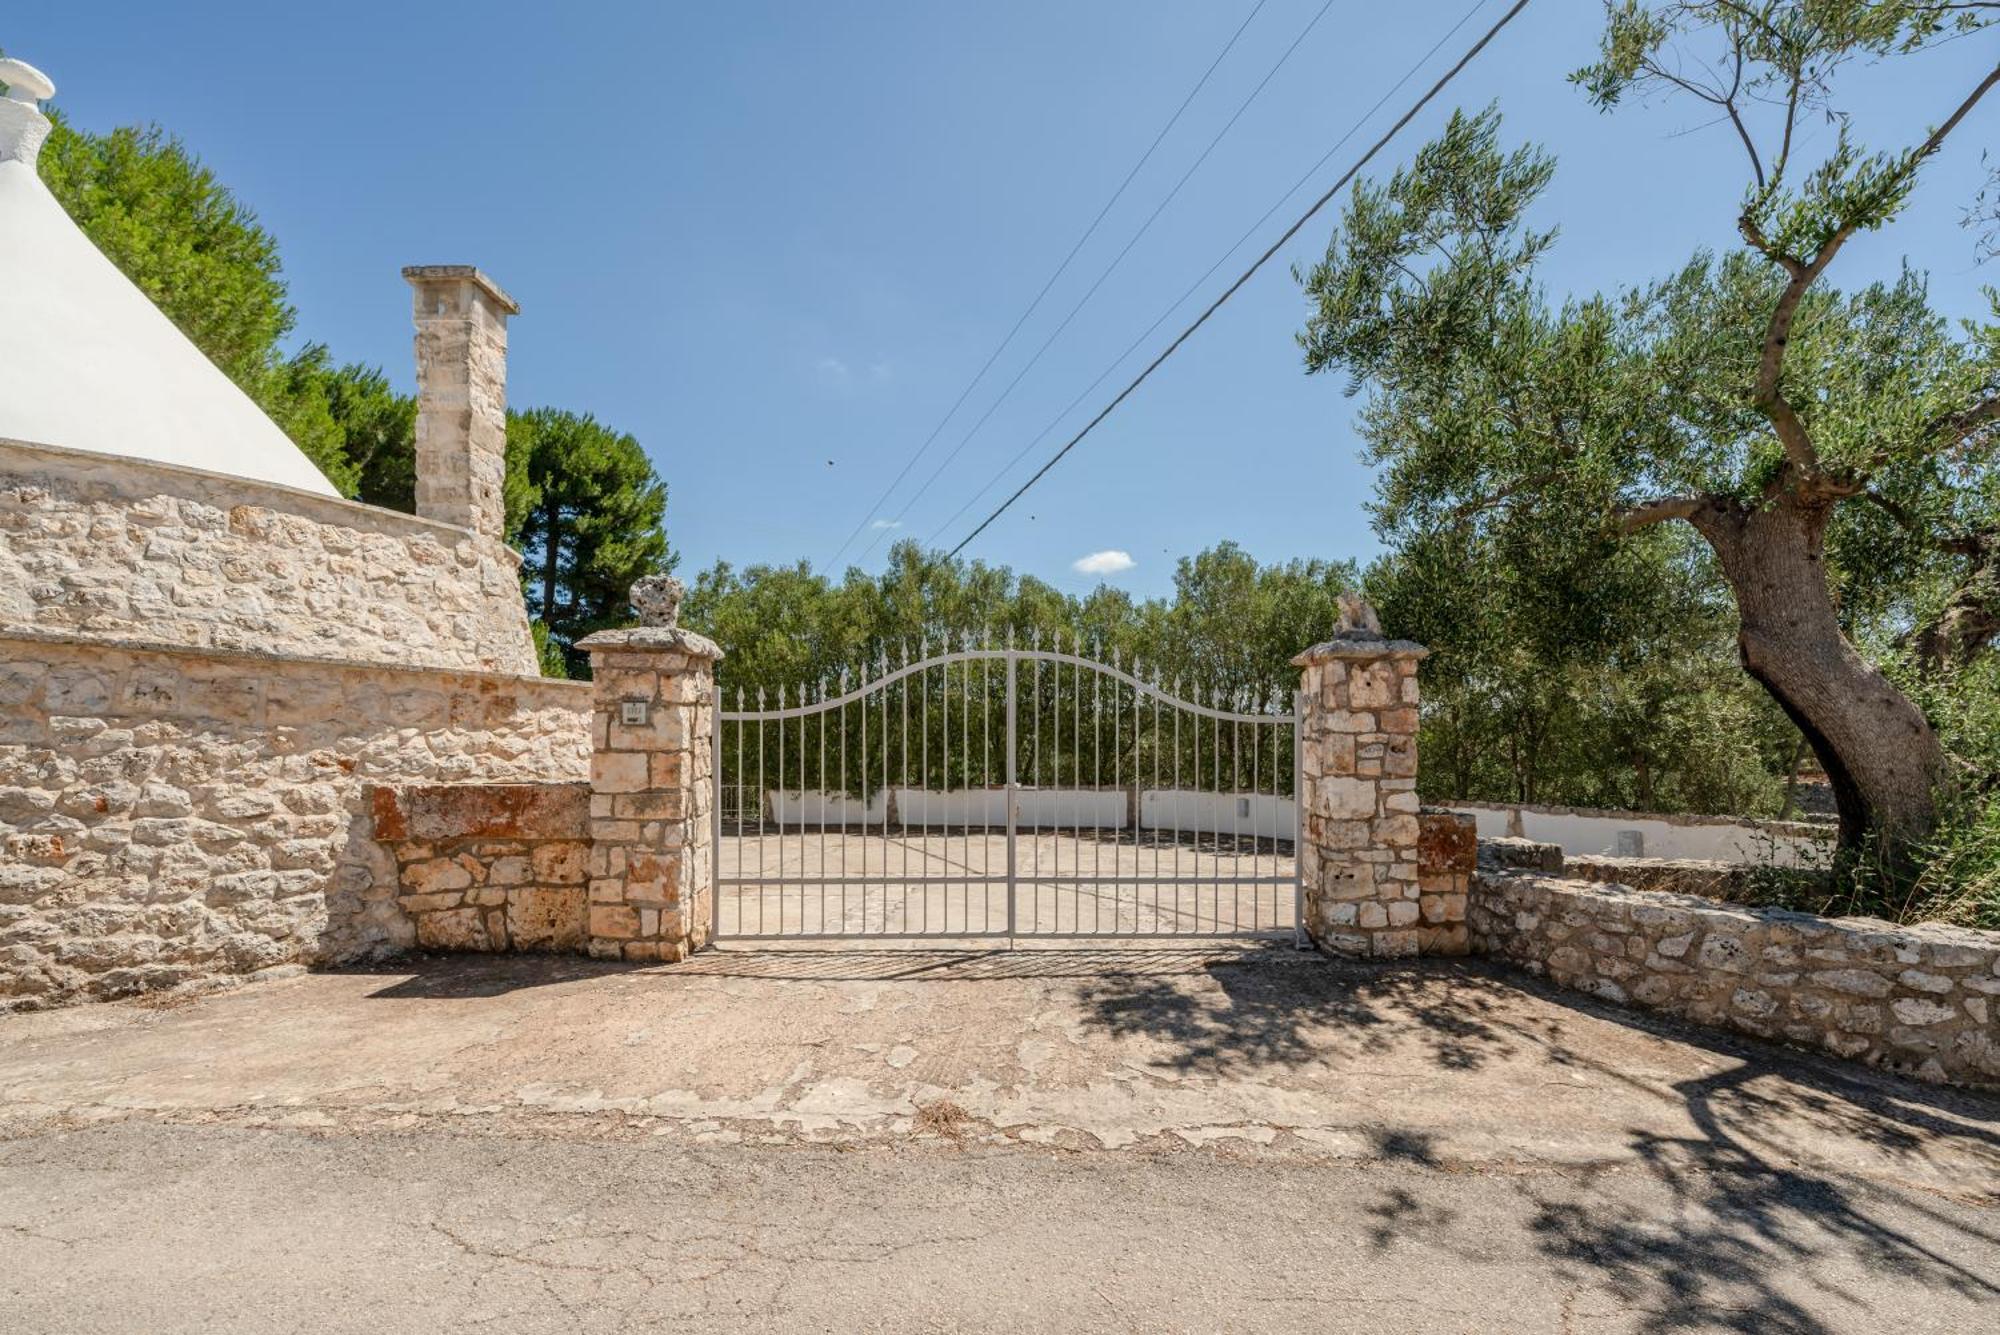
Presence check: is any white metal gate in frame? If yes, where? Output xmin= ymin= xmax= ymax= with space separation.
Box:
xmin=712 ymin=634 xmax=1301 ymax=944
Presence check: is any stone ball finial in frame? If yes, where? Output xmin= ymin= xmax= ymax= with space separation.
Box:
xmin=631 ymin=573 xmax=685 ymax=628
xmin=1335 ymin=591 xmax=1384 ymax=639
xmin=0 ymin=58 xmax=55 ymax=105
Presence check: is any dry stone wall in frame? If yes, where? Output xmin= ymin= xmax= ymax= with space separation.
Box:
xmin=1564 ymin=853 xmax=1832 ymax=910
xmin=0 ymin=439 xmax=537 ymax=675
xmin=1470 ymin=868 xmax=2000 ymax=1089
xmin=0 ymin=633 xmax=589 ymax=1010
xmin=370 ymin=783 xmax=590 ymax=953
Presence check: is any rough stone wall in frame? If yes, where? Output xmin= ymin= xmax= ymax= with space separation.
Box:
xmin=0 ymin=439 xmax=537 ymax=675
xmin=1565 ymin=853 xmax=1832 ymax=909
xmin=370 ymin=784 xmax=589 ymax=953
xmin=1293 ymin=638 xmax=1429 ymax=957
xmin=0 ymin=634 xmax=589 ymax=1011
xmin=1469 ymin=869 xmax=2000 ymax=1089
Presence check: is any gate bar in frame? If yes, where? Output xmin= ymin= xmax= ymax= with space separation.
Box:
xmin=1004 ymin=648 xmax=1017 ymax=943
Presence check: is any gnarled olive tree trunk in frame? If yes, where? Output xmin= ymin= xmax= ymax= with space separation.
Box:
xmin=1689 ymin=495 xmax=1947 ymax=848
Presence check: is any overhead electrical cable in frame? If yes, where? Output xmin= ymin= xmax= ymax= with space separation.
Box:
xmin=851 ymin=0 xmax=1344 ymax=569
xmin=923 ymin=0 xmax=1495 ymax=546
xmin=944 ymin=0 xmax=1532 ymax=559
xmin=815 ymin=0 xmax=1273 ymax=575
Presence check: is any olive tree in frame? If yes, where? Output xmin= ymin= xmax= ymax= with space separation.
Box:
xmin=1300 ymin=2 xmax=1997 ymax=847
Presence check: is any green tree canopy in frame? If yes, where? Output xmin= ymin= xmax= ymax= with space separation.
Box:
xmin=36 ymin=115 xmax=353 ymax=489
xmin=1299 ymin=21 xmax=1998 ymax=847
xmin=511 ymin=408 xmax=674 ymax=673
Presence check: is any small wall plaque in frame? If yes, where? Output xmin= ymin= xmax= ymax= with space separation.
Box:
xmin=620 ymin=699 xmax=650 ymax=727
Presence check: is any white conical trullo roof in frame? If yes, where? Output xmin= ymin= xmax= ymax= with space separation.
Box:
xmin=0 ymin=58 xmax=339 ymax=496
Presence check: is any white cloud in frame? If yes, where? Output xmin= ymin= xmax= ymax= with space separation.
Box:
xmin=869 ymin=519 xmax=902 ymax=530
xmin=815 ymin=356 xmax=851 ymax=384
xmin=1072 ymin=549 xmax=1135 ymax=576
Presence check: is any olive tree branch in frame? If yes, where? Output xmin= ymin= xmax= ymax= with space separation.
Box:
xmin=1749 ymin=60 xmax=2000 ymax=485
xmin=1619 ymin=495 xmax=1706 ymax=532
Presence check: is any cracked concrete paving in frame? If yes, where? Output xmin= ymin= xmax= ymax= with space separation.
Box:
xmin=2 ymin=945 xmax=1998 ymax=1331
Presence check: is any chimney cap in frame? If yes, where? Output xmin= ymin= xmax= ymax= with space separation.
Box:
xmin=0 ymin=58 xmax=54 ymax=104
xmin=401 ymin=264 xmax=519 ymax=315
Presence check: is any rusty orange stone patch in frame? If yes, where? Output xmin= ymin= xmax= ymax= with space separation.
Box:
xmin=1417 ymin=810 xmax=1476 ymax=876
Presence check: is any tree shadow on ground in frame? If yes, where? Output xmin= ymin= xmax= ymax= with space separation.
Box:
xmin=1510 ymin=1057 xmax=2000 ymax=1333
xmin=1074 ymin=952 xmax=1545 ymax=1075
xmin=1065 ymin=953 xmax=2000 ymax=1329
xmin=1269 ymin=968 xmax=2000 ymax=1334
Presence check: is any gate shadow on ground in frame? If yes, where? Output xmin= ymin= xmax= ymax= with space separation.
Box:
xmin=343 ymin=943 xmax=1313 ymax=998
xmin=670 ymin=943 xmax=1311 ymax=982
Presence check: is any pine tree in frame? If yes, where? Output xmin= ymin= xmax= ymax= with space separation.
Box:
xmin=509 ymin=408 xmax=675 ymax=673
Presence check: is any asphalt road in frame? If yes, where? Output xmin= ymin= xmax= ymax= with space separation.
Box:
xmin=4 ymin=1119 xmax=1998 ymax=1334
xmin=3 ymin=950 xmax=1997 ymax=1332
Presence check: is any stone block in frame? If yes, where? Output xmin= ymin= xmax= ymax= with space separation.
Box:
xmin=1346 ymin=661 xmax=1400 ymax=709
xmin=1310 ymin=776 xmax=1376 ymax=819
xmin=1321 ymin=863 xmax=1378 ymax=901
xmin=532 ymin=841 xmax=587 ymax=885
xmin=415 ymin=907 xmax=496 ymax=952
xmin=369 ymin=783 xmax=590 ymax=843
xmin=509 ymin=887 xmax=586 ymax=951
xmin=1370 ymin=930 xmax=1421 ymax=959
xmin=612 ymin=791 xmax=684 ymax=821
xmin=1418 ymin=892 xmax=1466 ymax=924
xmin=1890 ymin=997 xmax=1957 ymax=1027
xmin=588 ymin=904 xmax=641 ymax=940
xmin=590 ymin=752 xmax=649 ymax=795
xmin=649 ymin=751 xmax=686 ymax=789
xmin=487 ymin=856 xmax=532 ymax=886
xmin=1811 ymin=968 xmax=1894 ymax=998
xmin=401 ymin=858 xmax=473 ymax=895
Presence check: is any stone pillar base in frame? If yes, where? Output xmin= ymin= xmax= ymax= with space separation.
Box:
xmin=577 ymin=588 xmax=719 ymax=963
xmin=1292 ymin=629 xmax=1432 ymax=958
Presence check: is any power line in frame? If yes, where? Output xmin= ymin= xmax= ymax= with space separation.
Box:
xmin=925 ymin=0 xmax=1496 ymax=547
xmin=945 ymin=0 xmax=1532 ymax=560
xmin=816 ymin=0 xmax=1273 ymax=576
xmin=850 ymin=0 xmax=1345 ymax=569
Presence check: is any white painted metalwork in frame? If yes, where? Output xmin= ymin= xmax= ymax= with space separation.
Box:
xmin=714 ymin=633 xmax=1301 ymax=943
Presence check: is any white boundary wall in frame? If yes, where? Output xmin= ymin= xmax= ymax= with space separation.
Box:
xmin=759 ymin=788 xmax=1292 ymax=836
xmin=1140 ymin=791 xmax=1295 ymax=839
xmin=762 ymin=789 xmax=1131 ymax=828
xmin=1447 ymin=802 xmax=1830 ymax=867
xmin=753 ymin=791 xmax=1832 ymax=864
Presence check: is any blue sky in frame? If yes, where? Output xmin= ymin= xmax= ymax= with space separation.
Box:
xmin=13 ymin=3 xmax=1997 ymax=597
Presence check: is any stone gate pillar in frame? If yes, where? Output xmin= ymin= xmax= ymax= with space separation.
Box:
xmin=576 ymin=576 xmax=719 ymax=962
xmin=1292 ymin=600 xmax=1438 ymax=958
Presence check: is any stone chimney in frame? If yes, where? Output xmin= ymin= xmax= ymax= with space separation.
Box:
xmin=403 ymin=265 xmax=519 ymax=541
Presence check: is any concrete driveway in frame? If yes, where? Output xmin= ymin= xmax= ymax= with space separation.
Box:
xmin=2 ymin=946 xmax=1997 ymax=1332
